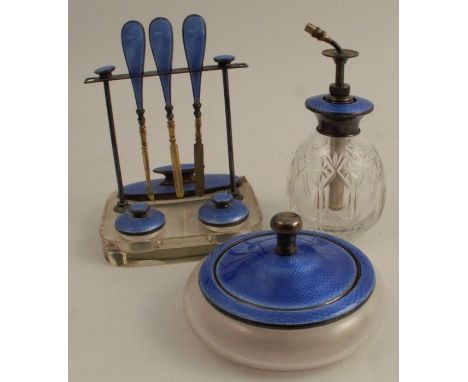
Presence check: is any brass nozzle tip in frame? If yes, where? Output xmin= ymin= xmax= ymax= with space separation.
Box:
xmin=304 ymin=23 xmax=318 ymax=35
xmin=304 ymin=23 xmax=330 ymax=43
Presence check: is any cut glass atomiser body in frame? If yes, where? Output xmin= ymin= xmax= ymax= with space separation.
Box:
xmin=287 ymin=24 xmax=385 ymax=235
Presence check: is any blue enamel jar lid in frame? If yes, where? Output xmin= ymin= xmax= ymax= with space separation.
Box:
xmin=114 ymin=203 xmax=165 ymax=236
xmin=199 ymin=212 xmax=375 ymax=328
xmin=198 ymin=192 xmax=249 ymax=227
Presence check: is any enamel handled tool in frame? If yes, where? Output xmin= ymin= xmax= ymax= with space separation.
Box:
xmin=149 ymin=17 xmax=184 ymax=199
xmin=121 ymin=20 xmax=155 ymax=201
xmin=183 ymin=14 xmax=207 ymax=196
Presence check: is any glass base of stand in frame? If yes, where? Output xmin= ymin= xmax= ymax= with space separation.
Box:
xmin=100 ymin=177 xmax=263 ymax=267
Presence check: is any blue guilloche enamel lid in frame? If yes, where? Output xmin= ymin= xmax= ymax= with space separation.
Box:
xmin=305 ymin=95 xmax=374 ymax=137
xmin=199 ymin=212 xmax=375 ymax=328
xmin=305 ymin=94 xmax=373 ymax=117
xmin=114 ymin=203 xmax=165 ymax=236
xmin=198 ymin=192 xmax=249 ymax=227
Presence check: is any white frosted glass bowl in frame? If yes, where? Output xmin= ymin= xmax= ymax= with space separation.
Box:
xmin=183 ymin=212 xmax=383 ymax=371
xmin=184 ymin=264 xmax=382 ymax=371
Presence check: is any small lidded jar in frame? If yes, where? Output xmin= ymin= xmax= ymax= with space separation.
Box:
xmin=198 ymin=192 xmax=249 ymax=233
xmin=184 ymin=211 xmax=381 ymax=370
xmin=114 ymin=203 xmax=165 ymax=241
xmin=287 ymin=24 xmax=385 ymax=235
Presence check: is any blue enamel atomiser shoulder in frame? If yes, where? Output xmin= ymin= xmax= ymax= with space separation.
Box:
xmin=114 ymin=203 xmax=165 ymax=236
xmin=198 ymin=192 xmax=249 ymax=227
xmin=304 ymin=24 xmax=374 ymax=138
xmin=198 ymin=212 xmax=375 ymax=328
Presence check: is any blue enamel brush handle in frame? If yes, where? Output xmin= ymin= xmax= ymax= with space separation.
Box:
xmin=149 ymin=18 xmax=173 ymax=107
xmin=121 ymin=21 xmax=145 ymax=110
xmin=182 ymin=14 xmax=207 ymax=103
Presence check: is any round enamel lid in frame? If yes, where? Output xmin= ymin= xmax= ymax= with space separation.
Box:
xmin=305 ymin=94 xmax=374 ymax=117
xmin=114 ymin=203 xmax=165 ymax=236
xmin=198 ymin=192 xmax=249 ymax=227
xmin=199 ymin=212 xmax=375 ymax=327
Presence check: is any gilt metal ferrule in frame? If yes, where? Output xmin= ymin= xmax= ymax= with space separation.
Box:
xmin=164 ymin=112 xmax=184 ymax=199
xmin=136 ymin=109 xmax=155 ymax=201
xmin=193 ymin=101 xmax=205 ymax=196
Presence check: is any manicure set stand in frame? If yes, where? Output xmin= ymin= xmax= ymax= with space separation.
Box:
xmin=84 ymin=15 xmax=262 ymax=266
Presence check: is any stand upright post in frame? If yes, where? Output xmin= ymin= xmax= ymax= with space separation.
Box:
xmin=214 ymin=55 xmax=240 ymax=199
xmin=95 ymin=65 xmax=128 ymax=212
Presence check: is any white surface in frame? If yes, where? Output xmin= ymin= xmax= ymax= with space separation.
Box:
xmin=69 ymin=0 xmax=398 ymax=380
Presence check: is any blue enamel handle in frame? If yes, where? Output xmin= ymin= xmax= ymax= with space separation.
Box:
xmin=149 ymin=17 xmax=173 ymax=106
xmin=121 ymin=21 xmax=145 ymax=110
xmin=182 ymin=14 xmax=206 ymax=103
